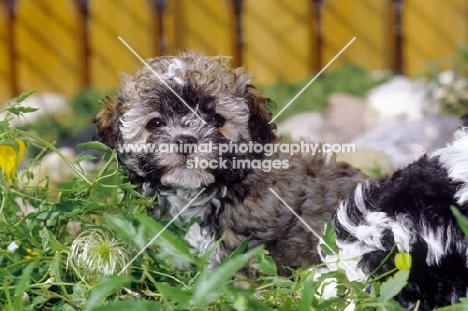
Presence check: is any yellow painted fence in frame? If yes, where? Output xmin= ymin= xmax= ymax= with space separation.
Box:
xmin=1 ymin=0 xmax=467 ymax=103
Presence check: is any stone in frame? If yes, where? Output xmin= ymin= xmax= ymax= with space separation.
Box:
xmin=365 ymin=75 xmax=440 ymax=128
xmin=276 ymin=92 xmax=366 ymax=143
xmin=276 ymin=112 xmax=324 ymax=142
xmin=325 ymin=92 xmax=366 ymax=143
xmin=352 ymin=115 xmax=461 ymax=168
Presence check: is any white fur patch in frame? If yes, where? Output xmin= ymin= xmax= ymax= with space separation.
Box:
xmin=120 ymin=111 xmax=162 ymax=143
xmin=184 ymin=223 xmax=226 ymax=268
xmin=159 ymin=59 xmax=186 ymax=85
xmin=185 ymin=223 xmax=215 ymax=253
xmin=392 ymin=214 xmax=415 ymax=252
xmin=159 ymin=187 xmax=217 ymax=220
xmin=161 ymin=168 xmax=215 ymax=189
xmin=325 ymin=183 xmax=416 ymax=282
xmin=319 ymin=236 xmax=368 ymax=282
xmin=431 ymin=127 xmax=468 ymax=205
xmin=421 ymin=224 xmax=445 ymax=265
xmin=336 ymin=184 xmax=414 ymax=253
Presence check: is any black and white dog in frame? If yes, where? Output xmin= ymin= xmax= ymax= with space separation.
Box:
xmin=323 ymin=115 xmax=468 ymax=310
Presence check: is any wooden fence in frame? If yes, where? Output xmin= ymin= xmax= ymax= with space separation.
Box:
xmin=1 ymin=0 xmax=468 ymax=103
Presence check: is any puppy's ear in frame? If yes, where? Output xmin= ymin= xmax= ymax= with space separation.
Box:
xmin=93 ymin=96 xmax=121 ymax=148
xmin=246 ymin=86 xmax=277 ymax=144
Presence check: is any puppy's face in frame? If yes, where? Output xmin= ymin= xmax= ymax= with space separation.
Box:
xmin=94 ymin=50 xmax=275 ymax=189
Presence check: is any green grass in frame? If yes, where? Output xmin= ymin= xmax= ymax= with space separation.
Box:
xmin=260 ymin=64 xmax=391 ymax=124
xmin=18 ymin=87 xmax=116 ymax=157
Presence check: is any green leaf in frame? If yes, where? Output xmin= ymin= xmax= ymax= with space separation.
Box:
xmin=134 ymin=213 xmax=193 ymax=265
xmin=13 ymin=90 xmax=36 ymax=104
xmin=320 ymin=221 xmax=339 ymax=255
xmin=40 ymin=228 xmax=67 ymax=253
xmin=375 ymin=299 xmax=406 ymax=311
xmin=103 ymin=213 xmax=146 ymax=250
xmin=40 ymin=228 xmax=51 ymax=253
xmin=317 ymin=296 xmax=347 ymax=310
xmin=0 ymin=138 xmax=17 ymax=149
xmin=49 ymin=252 xmax=62 ymax=283
xmin=156 ymin=282 xmax=191 ymax=309
xmin=55 ymin=200 xmax=86 ymax=217
xmin=247 ymin=300 xmax=272 ymax=311
xmin=299 ymin=273 xmax=318 ymax=310
xmin=90 ymin=301 xmax=163 ymax=311
xmin=451 ymin=206 xmax=468 ymax=237
xmin=191 ymin=245 xmax=264 ymax=308
xmin=379 ymin=270 xmax=409 ymax=301
xmin=8 ymin=106 xmax=39 ymax=115
xmin=13 ymin=261 xmax=38 ymax=310
xmin=83 ymin=275 xmax=130 ymax=311
xmin=78 ymin=141 xmax=113 ymax=153
xmin=252 ymin=250 xmax=277 ymax=275
xmin=227 ymin=236 xmax=251 ymax=258
xmin=75 ymin=153 xmax=98 ymax=163
xmin=116 ymin=188 xmax=124 ymax=204
xmin=279 ymin=297 xmax=295 ymax=311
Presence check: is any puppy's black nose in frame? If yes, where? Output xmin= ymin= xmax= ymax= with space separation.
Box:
xmin=173 ymin=135 xmax=198 ymax=156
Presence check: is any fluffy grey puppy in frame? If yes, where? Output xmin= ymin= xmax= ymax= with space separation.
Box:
xmin=93 ymin=50 xmax=367 ymax=273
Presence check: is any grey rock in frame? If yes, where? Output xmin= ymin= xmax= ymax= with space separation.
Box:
xmin=277 ymin=93 xmax=366 ymax=143
xmin=365 ymin=75 xmax=440 ymax=128
xmin=276 ymin=112 xmax=324 ymax=142
xmin=352 ymin=115 xmax=461 ymax=168
xmin=326 ymin=93 xmax=366 ymax=143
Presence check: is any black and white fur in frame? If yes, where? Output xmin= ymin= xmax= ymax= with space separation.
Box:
xmin=323 ymin=116 xmax=468 ymax=310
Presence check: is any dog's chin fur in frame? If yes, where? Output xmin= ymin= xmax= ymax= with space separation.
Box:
xmin=93 ymin=49 xmax=368 ymax=273
xmin=323 ymin=119 xmax=468 ymax=310
xmin=160 ymin=167 xmax=214 ymax=189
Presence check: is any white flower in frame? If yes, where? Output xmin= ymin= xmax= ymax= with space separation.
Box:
xmin=7 ymin=241 xmax=19 ymax=253
xmin=68 ymin=229 xmax=132 ymax=283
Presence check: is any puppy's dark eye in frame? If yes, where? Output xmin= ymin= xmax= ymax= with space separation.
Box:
xmin=146 ymin=117 xmax=165 ymax=130
xmin=210 ymin=113 xmax=225 ymax=127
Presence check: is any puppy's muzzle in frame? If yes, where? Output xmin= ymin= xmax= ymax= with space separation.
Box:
xmin=173 ymin=134 xmax=198 ymax=157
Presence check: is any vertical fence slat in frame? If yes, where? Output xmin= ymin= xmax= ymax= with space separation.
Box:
xmin=404 ymin=0 xmax=468 ymax=76
xmin=310 ymin=0 xmax=323 ymax=72
xmin=76 ymin=0 xmax=90 ymax=87
xmin=88 ymin=0 xmax=155 ymax=90
xmin=243 ymin=0 xmax=312 ymax=85
xmin=321 ymin=0 xmax=389 ymax=72
xmin=0 ymin=0 xmax=14 ymax=104
xmin=165 ymin=0 xmax=234 ymax=58
xmin=15 ymin=0 xmax=83 ymax=96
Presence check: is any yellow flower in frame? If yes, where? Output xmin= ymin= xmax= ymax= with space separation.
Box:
xmin=0 ymin=138 xmax=25 ymax=182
